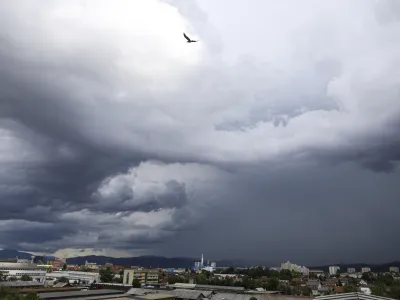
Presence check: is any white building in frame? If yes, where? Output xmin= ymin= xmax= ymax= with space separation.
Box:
xmin=0 ymin=262 xmax=46 ymax=283
xmin=389 ymin=267 xmax=399 ymax=273
xmin=360 ymin=287 xmax=372 ymax=295
xmin=329 ymin=266 xmax=340 ymax=275
xmin=280 ymin=261 xmax=309 ymax=275
xmin=347 ymin=268 xmax=356 ymax=274
xmin=46 ymin=271 xmax=100 ymax=284
xmin=361 ymin=267 xmax=371 ymax=273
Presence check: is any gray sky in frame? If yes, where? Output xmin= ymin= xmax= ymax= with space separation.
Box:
xmin=0 ymin=0 xmax=400 ymax=265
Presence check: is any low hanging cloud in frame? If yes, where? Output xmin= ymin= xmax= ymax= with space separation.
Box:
xmin=0 ymin=0 xmax=400 ymax=262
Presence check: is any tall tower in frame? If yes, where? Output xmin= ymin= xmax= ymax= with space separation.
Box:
xmin=201 ymin=254 xmax=204 ymax=267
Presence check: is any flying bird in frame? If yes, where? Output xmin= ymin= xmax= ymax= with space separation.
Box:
xmin=183 ymin=33 xmax=198 ymax=43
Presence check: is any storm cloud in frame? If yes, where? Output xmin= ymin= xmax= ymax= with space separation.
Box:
xmin=0 ymin=0 xmax=399 ymax=264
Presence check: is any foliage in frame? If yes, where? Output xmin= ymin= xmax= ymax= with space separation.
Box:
xmin=344 ymin=284 xmax=358 ymax=293
xmin=372 ymin=282 xmax=400 ymax=300
xmin=24 ymin=293 xmax=42 ymax=300
xmin=132 ymin=278 xmax=141 ymax=288
xmin=62 ymin=264 xmax=67 ymax=271
xmin=0 ymin=271 xmax=7 ymax=281
xmin=0 ymin=287 xmax=42 ymax=300
xmin=99 ymin=267 xmax=115 ymax=283
xmin=21 ymin=275 xmax=32 ymax=281
xmin=57 ymin=277 xmax=69 ymax=283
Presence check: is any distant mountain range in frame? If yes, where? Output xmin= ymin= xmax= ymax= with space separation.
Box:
xmin=0 ymin=249 xmax=398 ymax=271
xmin=0 ymin=249 xmax=55 ymax=262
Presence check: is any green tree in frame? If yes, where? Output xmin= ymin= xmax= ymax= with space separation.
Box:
xmin=62 ymin=264 xmax=67 ymax=271
xmin=0 ymin=286 xmax=21 ymax=300
xmin=25 ymin=293 xmax=42 ymax=300
xmin=0 ymin=272 xmax=8 ymax=281
xmin=56 ymin=277 xmax=69 ymax=283
xmin=132 ymin=278 xmax=141 ymax=288
xmin=344 ymin=284 xmax=358 ymax=293
xmin=266 ymin=278 xmax=279 ymax=290
xmin=372 ymin=283 xmax=385 ymax=297
xmin=99 ymin=267 xmax=115 ymax=283
xmin=21 ymin=275 xmax=32 ymax=281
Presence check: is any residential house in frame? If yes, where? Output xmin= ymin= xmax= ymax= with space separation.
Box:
xmin=318 ymin=286 xmax=332 ymax=295
xmin=334 ymin=286 xmax=344 ymax=294
xmin=306 ymin=280 xmax=321 ymax=296
xmin=360 ymin=287 xmax=372 ymax=295
xmin=358 ymin=280 xmax=368 ymax=286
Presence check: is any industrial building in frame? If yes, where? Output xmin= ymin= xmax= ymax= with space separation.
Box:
xmin=0 ymin=262 xmax=46 ymax=283
xmin=46 ymin=270 xmax=100 ymax=284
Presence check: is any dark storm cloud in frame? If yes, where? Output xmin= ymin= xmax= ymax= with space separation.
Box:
xmin=0 ymin=0 xmax=399 ymax=264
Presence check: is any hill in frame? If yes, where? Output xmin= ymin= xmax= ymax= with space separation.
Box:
xmin=0 ymin=249 xmax=33 ymax=260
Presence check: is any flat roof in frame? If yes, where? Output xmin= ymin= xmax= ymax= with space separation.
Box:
xmin=138 ymin=293 xmax=176 ymax=300
xmin=38 ymin=289 xmax=123 ymax=299
xmin=0 ymin=281 xmax=45 ymax=287
xmin=196 ymin=285 xmax=245 ymax=291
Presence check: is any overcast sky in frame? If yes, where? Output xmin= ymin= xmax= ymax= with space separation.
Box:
xmin=1 ymin=0 xmax=400 ymax=266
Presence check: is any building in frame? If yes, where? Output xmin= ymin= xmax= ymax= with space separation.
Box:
xmin=0 ymin=262 xmax=46 ymax=283
xmin=37 ymin=289 xmax=124 ymax=300
xmin=329 ymin=266 xmax=340 ymax=276
xmin=52 ymin=258 xmax=67 ymax=270
xmin=347 ymin=268 xmax=356 ymax=274
xmin=389 ymin=267 xmax=399 ymax=273
xmin=280 ymin=261 xmax=309 ymax=276
xmin=84 ymin=260 xmax=98 ymax=270
xmin=361 ymin=267 xmax=371 ymax=273
xmin=315 ymin=292 xmax=394 ymax=300
xmin=46 ymin=271 xmax=100 ymax=284
xmin=123 ymin=268 xmax=159 ymax=285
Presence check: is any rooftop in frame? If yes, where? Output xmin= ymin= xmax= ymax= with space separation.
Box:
xmin=0 ymin=262 xmax=46 ymax=270
xmin=0 ymin=281 xmax=45 ymax=287
xmin=138 ymin=293 xmax=176 ymax=300
xmin=315 ymin=293 xmax=397 ymax=300
xmin=38 ymin=289 xmax=123 ymax=299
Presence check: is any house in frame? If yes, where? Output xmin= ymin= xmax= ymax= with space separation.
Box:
xmin=306 ymin=280 xmax=321 ymax=289
xmin=359 ymin=287 xmax=371 ymax=295
xmin=306 ymin=280 xmax=321 ymax=296
xmin=358 ymin=280 xmax=368 ymax=286
xmin=334 ymin=286 xmax=344 ymax=294
xmin=318 ymin=286 xmax=332 ymax=295
xmin=323 ymin=281 xmax=337 ymax=288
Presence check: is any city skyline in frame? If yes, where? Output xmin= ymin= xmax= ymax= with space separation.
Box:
xmin=0 ymin=0 xmax=400 ymax=265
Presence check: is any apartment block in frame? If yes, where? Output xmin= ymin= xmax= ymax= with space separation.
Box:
xmin=123 ymin=268 xmax=159 ymax=285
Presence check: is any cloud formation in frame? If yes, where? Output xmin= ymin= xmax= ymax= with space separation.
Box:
xmin=0 ymin=0 xmax=399 ymax=263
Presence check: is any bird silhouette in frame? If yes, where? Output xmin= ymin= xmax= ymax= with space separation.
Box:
xmin=183 ymin=33 xmax=198 ymax=43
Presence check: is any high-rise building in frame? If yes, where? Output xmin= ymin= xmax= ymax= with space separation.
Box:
xmin=361 ymin=267 xmax=371 ymax=273
xmin=329 ymin=266 xmax=340 ymax=275
xmin=347 ymin=268 xmax=356 ymax=274
xmin=280 ymin=261 xmax=309 ymax=275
